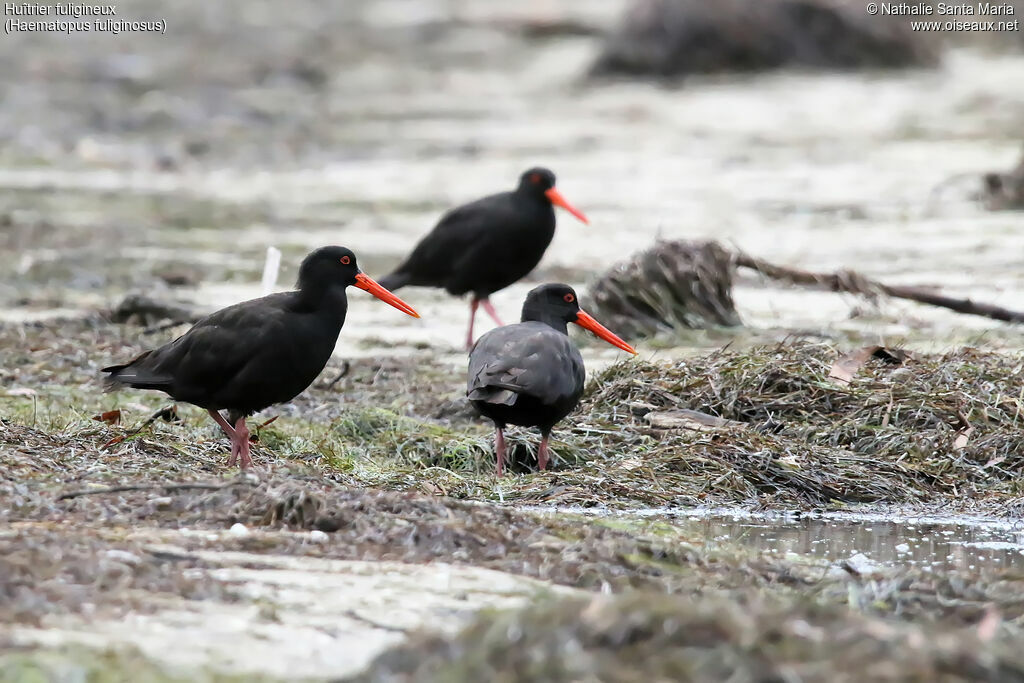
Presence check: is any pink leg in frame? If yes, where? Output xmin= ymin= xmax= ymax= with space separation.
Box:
xmin=232 ymin=417 xmax=252 ymax=469
xmin=480 ymin=298 xmax=505 ymax=327
xmin=208 ymin=409 xmax=237 ymax=439
xmin=494 ymin=426 xmax=506 ymax=478
xmin=466 ymin=297 xmax=479 ymax=350
xmin=537 ymin=433 xmax=550 ymax=471
xmin=209 ymin=410 xmax=247 ymax=468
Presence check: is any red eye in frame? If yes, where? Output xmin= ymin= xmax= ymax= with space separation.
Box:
xmin=530 ymin=173 xmax=541 ymax=184
xmin=340 ymin=255 xmax=351 ymax=265
xmin=563 ymin=293 xmax=575 ymax=303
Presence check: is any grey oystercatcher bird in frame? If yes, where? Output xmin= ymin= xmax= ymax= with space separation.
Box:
xmin=378 ymin=167 xmax=588 ymax=349
xmin=102 ymin=246 xmax=419 ymax=469
xmin=467 ymin=283 xmax=636 ymax=477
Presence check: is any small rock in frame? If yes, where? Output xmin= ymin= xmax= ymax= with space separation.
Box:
xmin=229 ymin=523 xmax=250 ymax=537
xmin=154 ymin=266 xmax=202 ymax=287
xmin=434 ymin=397 xmax=478 ymax=421
xmin=110 ymin=294 xmax=198 ymax=326
xmin=894 ymin=543 xmax=911 ymax=553
xmin=104 ymin=549 xmax=142 ymax=566
xmin=888 ymin=368 xmax=914 ymax=383
xmin=144 ymin=544 xmax=193 ymax=560
xmin=981 ymin=148 xmax=1024 ymax=211
xmin=313 ymin=515 xmax=343 ymax=533
xmin=309 ymin=529 xmax=329 ymax=544
xmin=842 ymin=552 xmax=881 ymax=575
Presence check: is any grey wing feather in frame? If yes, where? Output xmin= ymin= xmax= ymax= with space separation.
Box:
xmin=467 ymin=323 xmax=583 ymax=406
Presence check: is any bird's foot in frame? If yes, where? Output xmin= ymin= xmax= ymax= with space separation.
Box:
xmin=210 ymin=409 xmax=246 ymax=467
xmin=231 ymin=417 xmax=253 ymax=469
xmin=228 ymin=443 xmax=253 ymax=469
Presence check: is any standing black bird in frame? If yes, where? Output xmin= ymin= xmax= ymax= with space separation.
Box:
xmin=467 ymin=283 xmax=636 ymax=477
xmin=102 ymin=246 xmax=419 ymax=468
xmin=378 ymin=167 xmax=589 ymax=349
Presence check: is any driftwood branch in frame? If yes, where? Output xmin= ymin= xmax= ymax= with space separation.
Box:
xmin=734 ymin=253 xmax=1024 ymax=324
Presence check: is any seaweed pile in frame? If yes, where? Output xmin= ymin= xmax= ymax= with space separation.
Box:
xmin=588 ymin=240 xmax=742 ymax=339
xmin=354 ymin=591 xmax=1024 ymax=683
xmin=5 ymin=315 xmax=1023 ymax=512
xmin=591 ymin=0 xmax=937 ymax=80
xmin=331 ymin=341 xmax=1024 ymax=512
xmin=564 ymin=342 xmax=1024 ymax=508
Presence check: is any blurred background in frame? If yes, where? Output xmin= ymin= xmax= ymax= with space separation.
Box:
xmin=2 ymin=0 xmax=1023 ymax=356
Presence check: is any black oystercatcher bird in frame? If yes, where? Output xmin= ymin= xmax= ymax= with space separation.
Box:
xmin=102 ymin=246 xmax=419 ymax=469
xmin=467 ymin=283 xmax=636 ymax=477
xmin=378 ymin=167 xmax=589 ymax=349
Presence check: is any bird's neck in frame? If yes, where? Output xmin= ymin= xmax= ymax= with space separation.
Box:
xmin=295 ymin=284 xmax=349 ymax=319
xmin=521 ymin=309 xmax=569 ymax=335
xmin=516 ymin=188 xmax=554 ymax=211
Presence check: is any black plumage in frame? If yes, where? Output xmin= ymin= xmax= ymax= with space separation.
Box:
xmin=379 ymin=167 xmax=589 ymax=348
xmin=103 ymin=246 xmax=419 ymax=468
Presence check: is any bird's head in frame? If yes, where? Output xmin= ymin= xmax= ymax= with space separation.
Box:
xmin=521 ymin=283 xmax=636 ymax=354
xmin=298 ymin=246 xmax=419 ymax=317
xmin=517 ymin=167 xmax=589 ymax=225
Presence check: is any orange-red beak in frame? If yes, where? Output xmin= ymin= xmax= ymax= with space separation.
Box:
xmin=354 ymin=273 xmax=420 ymax=318
xmin=544 ymin=187 xmax=589 ymax=225
xmin=574 ymin=310 xmax=637 ymax=355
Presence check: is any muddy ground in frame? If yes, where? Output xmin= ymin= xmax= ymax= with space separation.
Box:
xmin=5 ymin=316 xmax=1024 ymax=680
xmin=3 ymin=0 xmax=1024 ymax=680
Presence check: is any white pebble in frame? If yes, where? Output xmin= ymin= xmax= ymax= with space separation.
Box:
xmin=894 ymin=543 xmax=910 ymax=553
xmin=229 ymin=523 xmax=250 ymax=537
xmin=844 ymin=552 xmax=880 ymax=574
xmin=104 ymin=549 xmax=141 ymax=565
xmin=309 ymin=530 xmax=329 ymax=544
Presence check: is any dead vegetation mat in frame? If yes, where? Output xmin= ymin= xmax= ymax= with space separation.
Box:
xmin=332 ymin=339 xmax=1024 ymax=511
xmin=5 ymin=325 xmax=1024 ymax=512
xmin=353 ymin=591 xmax=1024 ymax=683
xmin=566 ymin=341 xmax=1024 ymax=510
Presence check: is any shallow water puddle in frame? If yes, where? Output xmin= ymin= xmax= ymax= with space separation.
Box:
xmin=688 ymin=513 xmax=1024 ymax=573
xmin=543 ymin=507 xmax=1024 ymax=573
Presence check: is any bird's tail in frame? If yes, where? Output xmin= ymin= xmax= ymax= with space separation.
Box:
xmin=376 ymin=270 xmax=411 ymax=292
xmin=467 ymin=387 xmax=518 ymax=406
xmin=102 ymin=352 xmax=173 ymax=392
